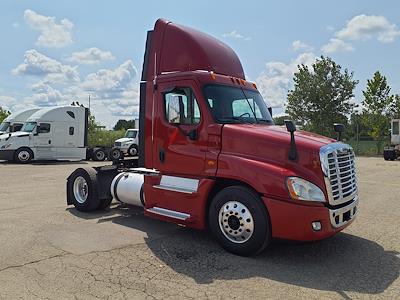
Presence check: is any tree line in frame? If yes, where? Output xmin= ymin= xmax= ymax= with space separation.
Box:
xmin=274 ymin=56 xmax=400 ymax=153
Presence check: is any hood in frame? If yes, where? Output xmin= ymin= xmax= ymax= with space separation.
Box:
xmin=221 ymin=124 xmax=337 ymax=184
xmin=0 ymin=131 xmax=30 ymax=142
xmin=115 ymin=137 xmax=135 ymax=143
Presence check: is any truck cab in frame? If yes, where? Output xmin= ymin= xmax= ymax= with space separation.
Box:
xmin=384 ymin=119 xmax=400 ymax=160
xmin=114 ymin=128 xmax=139 ymax=156
xmin=0 ymin=105 xmax=88 ymax=163
xmin=66 ymin=19 xmax=359 ymax=256
xmin=0 ymin=108 xmax=40 ymax=135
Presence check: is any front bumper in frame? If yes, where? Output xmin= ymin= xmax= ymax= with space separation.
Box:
xmin=263 ymin=196 xmax=358 ymax=241
xmin=0 ymin=149 xmax=15 ymax=161
xmin=114 ymin=146 xmax=129 ymax=154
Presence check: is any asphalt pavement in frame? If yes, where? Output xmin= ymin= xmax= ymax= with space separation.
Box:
xmin=0 ymin=157 xmax=399 ymax=299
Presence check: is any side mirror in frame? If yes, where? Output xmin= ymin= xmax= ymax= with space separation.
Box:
xmin=284 ymin=120 xmax=298 ymax=161
xmin=166 ymin=95 xmax=181 ymax=124
xmin=284 ymin=120 xmax=296 ymax=133
xmin=334 ymin=123 xmax=345 ymax=141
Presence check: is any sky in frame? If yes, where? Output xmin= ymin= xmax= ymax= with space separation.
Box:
xmin=0 ymin=0 xmax=399 ymax=128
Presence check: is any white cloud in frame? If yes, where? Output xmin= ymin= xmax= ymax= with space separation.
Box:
xmin=222 ymin=30 xmax=251 ymax=40
xmin=336 ymin=14 xmax=400 ymax=43
xmin=12 ymin=49 xmax=79 ymax=83
xmin=292 ymin=40 xmax=313 ymax=52
xmin=27 ymin=83 xmax=64 ymax=106
xmin=81 ymin=60 xmax=137 ymax=98
xmin=67 ymin=47 xmax=115 ymax=65
xmin=24 ymin=9 xmax=73 ymax=48
xmin=322 ymin=38 xmax=354 ymax=54
xmin=255 ymin=52 xmax=316 ymax=109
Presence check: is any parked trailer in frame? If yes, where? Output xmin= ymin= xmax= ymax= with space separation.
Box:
xmin=66 ymin=19 xmax=360 ymax=256
xmin=0 ymin=105 xmax=121 ymax=163
xmin=0 ymin=108 xmax=40 ymax=135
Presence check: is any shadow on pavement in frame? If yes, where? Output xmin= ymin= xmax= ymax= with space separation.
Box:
xmin=0 ymin=160 xmax=90 ymax=166
xmin=68 ymin=203 xmax=399 ymax=295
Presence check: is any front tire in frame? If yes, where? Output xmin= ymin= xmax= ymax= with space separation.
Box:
xmin=14 ymin=148 xmax=33 ymax=164
xmin=128 ymin=145 xmax=139 ymax=157
xmin=209 ymin=186 xmax=271 ymax=256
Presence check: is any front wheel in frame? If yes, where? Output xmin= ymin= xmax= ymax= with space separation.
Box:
xmin=128 ymin=145 xmax=139 ymax=157
xmin=14 ymin=148 xmax=33 ymax=164
xmin=209 ymin=186 xmax=271 ymax=256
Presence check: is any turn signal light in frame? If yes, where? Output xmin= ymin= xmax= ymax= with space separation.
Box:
xmin=210 ymin=71 xmax=216 ymax=80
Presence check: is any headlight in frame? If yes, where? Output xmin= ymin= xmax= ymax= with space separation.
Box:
xmin=286 ymin=177 xmax=325 ymax=202
xmin=1 ymin=144 xmax=12 ymax=149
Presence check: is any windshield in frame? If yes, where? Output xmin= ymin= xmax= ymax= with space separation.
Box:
xmin=125 ymin=130 xmax=138 ymax=138
xmin=203 ymin=85 xmax=273 ymax=124
xmin=21 ymin=122 xmax=37 ymax=133
xmin=0 ymin=122 xmax=10 ymax=132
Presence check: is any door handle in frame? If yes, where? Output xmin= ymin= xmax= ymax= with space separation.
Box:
xmin=159 ymin=149 xmax=165 ymax=163
xmin=48 ymin=140 xmax=51 ymax=144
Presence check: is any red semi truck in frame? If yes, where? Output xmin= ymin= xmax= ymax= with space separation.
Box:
xmin=66 ymin=19 xmax=359 ymax=256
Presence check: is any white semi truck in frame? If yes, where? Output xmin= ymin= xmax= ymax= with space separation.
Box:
xmin=0 ymin=108 xmax=40 ymax=135
xmin=383 ymin=119 xmax=400 ymax=160
xmin=0 ymin=105 xmax=115 ymax=163
xmin=113 ymin=128 xmax=139 ymax=156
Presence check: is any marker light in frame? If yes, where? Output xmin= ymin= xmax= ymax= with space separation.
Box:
xmin=252 ymin=83 xmax=257 ymax=89
xmin=210 ymin=71 xmax=216 ymax=80
xmin=286 ymin=177 xmax=325 ymax=202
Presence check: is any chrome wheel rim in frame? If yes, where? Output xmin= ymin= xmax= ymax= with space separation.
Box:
xmin=18 ymin=150 xmax=30 ymax=162
xmin=96 ymin=151 xmax=105 ymax=160
xmin=218 ymin=201 xmax=254 ymax=243
xmin=73 ymin=176 xmax=88 ymax=204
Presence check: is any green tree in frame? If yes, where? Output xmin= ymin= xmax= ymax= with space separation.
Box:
xmin=286 ymin=56 xmax=358 ymax=137
xmin=390 ymin=94 xmax=400 ymax=119
xmin=0 ymin=107 xmax=11 ymax=123
xmin=113 ymin=119 xmax=135 ymax=131
xmin=273 ymin=115 xmax=290 ymax=125
xmin=361 ymin=71 xmax=393 ymax=153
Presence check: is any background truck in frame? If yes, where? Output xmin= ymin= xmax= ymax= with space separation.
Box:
xmin=66 ymin=19 xmax=359 ymax=256
xmin=0 ymin=108 xmax=40 ymax=135
xmin=0 ymin=105 xmax=112 ymax=163
xmin=113 ymin=128 xmax=139 ymax=156
xmin=383 ymin=118 xmax=400 ymax=160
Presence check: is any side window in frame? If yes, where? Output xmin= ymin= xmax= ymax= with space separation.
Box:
xmin=393 ymin=121 xmax=399 ymax=135
xmin=232 ymin=99 xmax=262 ymax=118
xmin=164 ymin=88 xmax=201 ymax=125
xmin=67 ymin=111 xmax=75 ymax=119
xmin=69 ymin=127 xmax=74 ymax=135
xmin=38 ymin=123 xmax=51 ymax=133
xmin=11 ymin=124 xmax=23 ymax=132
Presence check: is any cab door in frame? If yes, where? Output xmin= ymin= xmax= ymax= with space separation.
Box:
xmin=34 ymin=122 xmax=55 ymax=159
xmin=153 ymin=80 xmax=208 ymax=176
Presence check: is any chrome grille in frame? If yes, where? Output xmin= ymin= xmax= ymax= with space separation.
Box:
xmin=114 ymin=142 xmax=121 ymax=147
xmin=320 ymin=143 xmax=358 ymax=205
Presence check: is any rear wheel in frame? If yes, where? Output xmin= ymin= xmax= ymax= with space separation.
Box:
xmin=14 ymin=148 xmax=33 ymax=164
xmin=209 ymin=186 xmax=271 ymax=256
xmin=109 ymin=147 xmax=123 ymax=161
xmin=67 ymin=167 xmax=103 ymax=212
xmin=92 ymin=148 xmax=106 ymax=161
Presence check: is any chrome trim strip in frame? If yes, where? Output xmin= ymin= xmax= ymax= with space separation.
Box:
xmin=153 ymin=185 xmax=195 ymax=194
xmin=146 ymin=207 xmax=190 ymax=220
xmin=329 ymin=196 xmax=359 ymax=228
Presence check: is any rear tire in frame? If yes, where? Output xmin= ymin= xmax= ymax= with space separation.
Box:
xmin=67 ymin=167 xmax=102 ymax=212
xmin=109 ymin=147 xmax=123 ymax=161
xmin=209 ymin=186 xmax=271 ymax=256
xmin=92 ymin=148 xmax=106 ymax=161
xmin=14 ymin=148 xmax=33 ymax=164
